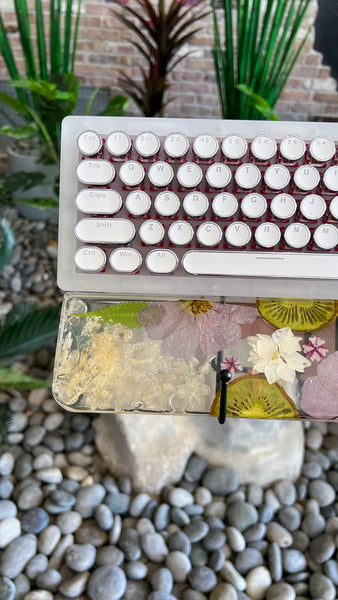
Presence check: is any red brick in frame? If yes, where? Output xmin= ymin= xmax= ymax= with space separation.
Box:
xmin=313 ymin=92 xmax=338 ymax=104
xmin=279 ymin=89 xmax=312 ymax=102
xmin=305 ymin=52 xmax=323 ymax=67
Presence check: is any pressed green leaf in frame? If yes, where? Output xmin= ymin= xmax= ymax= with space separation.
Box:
xmin=0 ymin=219 xmax=15 ymax=273
xmin=78 ymin=301 xmax=149 ymax=329
xmin=0 ymin=302 xmax=61 ymax=360
xmin=0 ymin=365 xmax=51 ymax=389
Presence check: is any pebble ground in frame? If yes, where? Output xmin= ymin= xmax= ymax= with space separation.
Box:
xmin=0 ymin=209 xmax=338 ymax=600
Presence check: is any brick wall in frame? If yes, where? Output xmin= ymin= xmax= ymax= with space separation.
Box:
xmin=1 ymin=0 xmax=338 ymax=121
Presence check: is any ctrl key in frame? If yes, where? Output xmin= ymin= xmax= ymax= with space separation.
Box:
xmin=75 ymin=246 xmax=106 ymax=272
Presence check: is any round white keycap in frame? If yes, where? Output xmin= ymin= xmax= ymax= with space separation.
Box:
xmin=139 ymin=220 xmax=165 ymax=244
xmin=76 ymin=189 xmax=122 ymax=214
xmin=134 ymin=131 xmax=160 ymax=157
xmin=183 ymin=192 xmax=208 ymax=217
xmin=109 ymin=248 xmax=142 ymax=272
xmin=75 ymin=246 xmax=106 ymax=271
xmin=177 ymin=163 xmax=203 ymax=188
xmin=205 ymin=163 xmax=232 ymax=188
xmin=293 ymin=165 xmax=320 ymax=191
xmin=77 ymin=130 xmax=102 ymax=156
xmin=300 ymin=194 xmax=326 ymax=220
xmin=279 ymin=135 xmax=306 ymax=161
xmin=270 ymin=194 xmax=297 ymax=219
xmin=264 ymin=164 xmax=291 ymax=190
xmin=329 ymin=196 xmax=338 ymax=220
xmin=125 ymin=190 xmax=151 ymax=216
xmin=148 ymin=161 xmax=174 ymax=187
xmin=254 ymin=223 xmax=281 ymax=248
xmin=119 ymin=161 xmax=145 ymax=186
xmin=234 ymin=164 xmax=261 ymax=189
xmin=164 ymin=133 xmax=189 ymax=157
xmin=313 ymin=224 xmax=338 ymax=249
xmin=241 ymin=193 xmax=267 ymax=219
xmin=309 ymin=136 xmax=336 ymax=162
xmin=76 ymin=160 xmax=115 ymax=185
xmin=193 ymin=134 xmax=219 ymax=159
xmin=251 ymin=135 xmax=277 ymax=161
xmin=106 ymin=131 xmax=131 ymax=156
xmin=196 ymin=222 xmax=222 ymax=247
xmin=154 ymin=191 xmax=180 ymax=216
xmin=212 ymin=193 xmax=238 ymax=218
xmin=222 ymin=135 xmax=247 ymax=160
xmin=284 ymin=223 xmax=311 ymax=248
xmin=323 ymin=166 xmax=338 ymax=192
xmin=168 ymin=221 xmax=194 ymax=245
xmin=146 ymin=249 xmax=178 ymax=273
xmin=225 ymin=222 xmax=252 ymax=247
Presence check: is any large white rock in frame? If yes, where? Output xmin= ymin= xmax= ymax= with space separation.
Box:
xmin=94 ymin=414 xmax=304 ymax=493
xmin=94 ymin=415 xmax=199 ymax=494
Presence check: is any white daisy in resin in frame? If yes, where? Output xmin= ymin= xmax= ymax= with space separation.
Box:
xmin=247 ymin=327 xmax=311 ymax=384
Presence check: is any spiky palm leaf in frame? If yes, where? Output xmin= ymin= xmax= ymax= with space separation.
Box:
xmin=0 ymin=302 xmax=61 ymax=360
xmin=0 ymin=404 xmax=12 ymax=450
xmin=212 ymin=0 xmax=311 ymax=119
xmin=111 ymin=0 xmax=208 ymax=116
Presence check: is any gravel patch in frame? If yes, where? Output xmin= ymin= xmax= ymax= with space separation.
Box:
xmin=1 ymin=209 xmax=338 ymax=598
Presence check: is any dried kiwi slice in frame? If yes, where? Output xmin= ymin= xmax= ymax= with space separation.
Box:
xmin=257 ymin=298 xmax=338 ymax=331
xmin=210 ymin=374 xmax=299 ymax=420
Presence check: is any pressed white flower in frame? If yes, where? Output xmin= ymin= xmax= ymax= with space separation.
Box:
xmin=248 ymin=327 xmax=311 ymax=384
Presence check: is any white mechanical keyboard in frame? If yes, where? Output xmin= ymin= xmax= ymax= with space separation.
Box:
xmin=58 ymin=116 xmax=338 ymax=299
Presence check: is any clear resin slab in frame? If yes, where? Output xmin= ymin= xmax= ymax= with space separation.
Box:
xmin=52 ymin=293 xmax=338 ymax=421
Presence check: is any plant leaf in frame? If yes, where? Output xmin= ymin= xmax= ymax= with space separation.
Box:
xmin=78 ymin=301 xmax=149 ymax=329
xmin=237 ymin=83 xmax=280 ymax=120
xmin=0 ymin=365 xmax=51 ymax=389
xmin=0 ymin=219 xmax=15 ymax=273
xmin=99 ymin=95 xmax=129 ymax=116
xmin=0 ymin=124 xmax=38 ymax=139
xmin=0 ymin=302 xmax=61 ymax=360
xmin=0 ymin=403 xmax=12 ymax=449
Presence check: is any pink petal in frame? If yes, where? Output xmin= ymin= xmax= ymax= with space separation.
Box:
xmin=145 ymin=303 xmax=189 ymax=340
xmin=317 ymin=352 xmax=338 ymax=394
xmin=215 ymin=303 xmax=257 ymax=325
xmin=301 ymin=376 xmax=338 ymax=419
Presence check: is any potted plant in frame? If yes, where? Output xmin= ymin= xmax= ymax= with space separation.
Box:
xmin=211 ymin=0 xmax=312 ymax=119
xmin=110 ymin=0 xmax=208 ymax=117
xmin=0 ymin=0 xmax=127 ymax=215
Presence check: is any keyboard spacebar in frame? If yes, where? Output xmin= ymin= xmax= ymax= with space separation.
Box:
xmin=182 ymin=251 xmax=338 ymax=279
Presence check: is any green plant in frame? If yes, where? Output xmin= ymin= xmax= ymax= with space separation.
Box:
xmin=0 ymin=219 xmax=61 ymax=390
xmin=0 ymin=0 xmax=128 ymax=166
xmin=212 ymin=0 xmax=311 ymax=119
xmin=0 ymin=0 xmax=83 ymax=164
xmin=110 ymin=0 xmax=209 ymax=117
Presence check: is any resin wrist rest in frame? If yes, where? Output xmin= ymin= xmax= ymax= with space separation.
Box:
xmin=52 ymin=293 xmax=338 ymax=421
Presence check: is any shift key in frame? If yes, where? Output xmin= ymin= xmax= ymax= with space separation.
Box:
xmin=75 ymin=219 xmax=135 ymax=244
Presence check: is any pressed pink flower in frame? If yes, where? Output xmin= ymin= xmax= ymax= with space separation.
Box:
xmin=303 ymin=336 xmax=328 ymax=362
xmin=138 ymin=301 xmax=257 ymax=361
xmin=220 ymin=356 xmax=243 ymax=377
xmin=301 ymin=352 xmax=338 ymax=419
